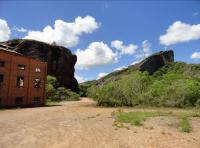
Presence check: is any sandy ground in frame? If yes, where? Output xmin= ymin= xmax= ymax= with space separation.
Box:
xmin=0 ymin=98 xmax=200 ymax=148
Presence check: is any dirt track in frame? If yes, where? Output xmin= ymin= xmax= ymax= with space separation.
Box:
xmin=0 ymin=98 xmax=200 ymax=148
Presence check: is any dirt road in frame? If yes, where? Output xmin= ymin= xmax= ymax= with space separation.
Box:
xmin=0 ymin=98 xmax=200 ymax=148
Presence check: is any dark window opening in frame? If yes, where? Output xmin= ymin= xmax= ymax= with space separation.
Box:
xmin=35 ymin=68 xmax=41 ymax=72
xmin=0 ymin=74 xmax=4 ymax=83
xmin=0 ymin=98 xmax=2 ymax=105
xmin=33 ymin=97 xmax=40 ymax=104
xmin=17 ymin=77 xmax=24 ymax=87
xmin=34 ymin=78 xmax=41 ymax=88
xmin=18 ymin=64 xmax=25 ymax=70
xmin=0 ymin=60 xmax=5 ymax=67
xmin=15 ymin=97 xmax=23 ymax=105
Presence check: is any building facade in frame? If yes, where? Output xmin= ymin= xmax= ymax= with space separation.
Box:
xmin=0 ymin=47 xmax=47 ymax=107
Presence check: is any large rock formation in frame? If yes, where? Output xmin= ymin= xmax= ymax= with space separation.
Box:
xmin=0 ymin=39 xmax=79 ymax=92
xmin=85 ymin=50 xmax=174 ymax=86
xmin=139 ymin=50 xmax=174 ymax=74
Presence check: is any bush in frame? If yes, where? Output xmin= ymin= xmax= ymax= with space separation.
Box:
xmin=88 ymin=62 xmax=200 ymax=107
xmin=46 ymin=75 xmax=80 ymax=102
xmin=88 ymin=72 xmax=152 ymax=106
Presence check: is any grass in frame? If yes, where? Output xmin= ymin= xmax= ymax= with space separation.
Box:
xmin=179 ymin=117 xmax=191 ymax=133
xmin=115 ymin=111 xmax=166 ymax=126
xmin=112 ymin=109 xmax=200 ymax=133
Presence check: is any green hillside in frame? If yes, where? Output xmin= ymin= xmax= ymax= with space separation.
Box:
xmin=84 ymin=62 xmax=200 ymax=108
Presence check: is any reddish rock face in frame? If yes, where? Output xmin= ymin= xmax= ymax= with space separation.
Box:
xmin=1 ymin=39 xmax=79 ymax=92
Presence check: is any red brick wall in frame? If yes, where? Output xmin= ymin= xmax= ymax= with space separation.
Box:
xmin=0 ymin=48 xmax=47 ymax=107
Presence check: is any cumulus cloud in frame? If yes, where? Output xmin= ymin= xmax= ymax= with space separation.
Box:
xmin=142 ymin=40 xmax=151 ymax=52
xmin=24 ymin=16 xmax=100 ymax=47
xmin=191 ymin=52 xmax=200 ymax=59
xmin=13 ymin=26 xmax=27 ymax=33
xmin=111 ymin=40 xmax=138 ymax=55
xmin=0 ymin=18 xmax=10 ymax=41
xmin=135 ymin=40 xmax=151 ymax=60
xmin=113 ymin=66 xmax=127 ymax=71
xmin=75 ymin=74 xmax=87 ymax=83
xmin=160 ymin=21 xmax=200 ymax=45
xmin=96 ymin=72 xmax=108 ymax=79
xmin=75 ymin=41 xmax=118 ymax=69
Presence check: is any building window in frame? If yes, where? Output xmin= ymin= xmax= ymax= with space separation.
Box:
xmin=17 ymin=77 xmax=24 ymax=87
xmin=35 ymin=68 xmax=41 ymax=72
xmin=15 ymin=97 xmax=23 ymax=105
xmin=0 ymin=74 xmax=4 ymax=83
xmin=18 ymin=64 xmax=25 ymax=70
xmin=33 ymin=97 xmax=40 ymax=104
xmin=0 ymin=60 xmax=5 ymax=67
xmin=34 ymin=78 xmax=41 ymax=88
xmin=0 ymin=97 xmax=2 ymax=105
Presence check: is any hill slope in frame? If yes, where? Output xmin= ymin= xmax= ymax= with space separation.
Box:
xmin=82 ymin=50 xmax=174 ymax=87
xmin=81 ymin=50 xmax=200 ymax=108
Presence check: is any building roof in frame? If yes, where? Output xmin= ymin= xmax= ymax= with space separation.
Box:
xmin=0 ymin=42 xmax=47 ymax=64
xmin=0 ymin=47 xmax=22 ymax=55
xmin=0 ymin=43 xmax=22 ymax=55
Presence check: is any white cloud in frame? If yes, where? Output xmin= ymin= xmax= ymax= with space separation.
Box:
xmin=160 ymin=21 xmax=200 ymax=45
xmin=193 ymin=12 xmax=199 ymax=16
xmin=142 ymin=40 xmax=151 ymax=52
xmin=113 ymin=66 xmax=127 ymax=71
xmin=13 ymin=26 xmax=27 ymax=33
xmin=191 ymin=52 xmax=200 ymax=59
xmin=131 ymin=60 xmax=141 ymax=65
xmin=96 ymin=72 xmax=108 ymax=79
xmin=0 ymin=18 xmax=10 ymax=42
xmin=111 ymin=40 xmax=138 ymax=55
xmin=135 ymin=40 xmax=151 ymax=60
xmin=75 ymin=74 xmax=87 ymax=83
xmin=75 ymin=41 xmax=118 ymax=69
xmin=24 ymin=16 xmax=100 ymax=47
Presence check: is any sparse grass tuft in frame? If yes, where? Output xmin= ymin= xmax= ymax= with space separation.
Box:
xmin=114 ymin=111 xmax=167 ymax=126
xmin=112 ymin=109 xmax=198 ymax=133
xmin=179 ymin=117 xmax=192 ymax=133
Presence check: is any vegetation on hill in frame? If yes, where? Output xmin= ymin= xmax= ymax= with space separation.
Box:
xmin=88 ymin=62 xmax=200 ymax=108
xmin=46 ymin=75 xmax=80 ymax=102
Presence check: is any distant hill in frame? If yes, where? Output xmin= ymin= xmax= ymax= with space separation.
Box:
xmin=81 ymin=50 xmax=200 ymax=108
xmin=82 ymin=50 xmax=174 ymax=87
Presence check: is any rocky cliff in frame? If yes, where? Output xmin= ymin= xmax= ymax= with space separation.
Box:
xmin=139 ymin=50 xmax=174 ymax=74
xmin=84 ymin=50 xmax=174 ymax=86
xmin=1 ymin=39 xmax=79 ymax=92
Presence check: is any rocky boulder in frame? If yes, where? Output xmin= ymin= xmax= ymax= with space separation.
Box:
xmin=139 ymin=50 xmax=174 ymax=74
xmin=1 ymin=39 xmax=79 ymax=92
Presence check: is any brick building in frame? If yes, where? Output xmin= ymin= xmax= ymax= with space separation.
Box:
xmin=0 ymin=46 xmax=47 ymax=107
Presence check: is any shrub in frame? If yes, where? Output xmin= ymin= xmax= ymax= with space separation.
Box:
xmin=46 ymin=75 xmax=80 ymax=102
xmin=88 ymin=62 xmax=200 ymax=107
xmin=57 ymin=87 xmax=80 ymax=101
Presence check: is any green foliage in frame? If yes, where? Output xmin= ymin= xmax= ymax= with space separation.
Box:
xmin=47 ymin=75 xmax=59 ymax=88
xmin=79 ymin=81 xmax=95 ymax=97
xmin=113 ymin=110 xmax=194 ymax=133
xmin=46 ymin=75 xmax=80 ymax=102
xmin=179 ymin=117 xmax=192 ymax=133
xmin=115 ymin=111 xmax=162 ymax=126
xmin=88 ymin=62 xmax=200 ymax=107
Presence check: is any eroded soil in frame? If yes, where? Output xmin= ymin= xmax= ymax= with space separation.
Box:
xmin=0 ymin=98 xmax=200 ymax=148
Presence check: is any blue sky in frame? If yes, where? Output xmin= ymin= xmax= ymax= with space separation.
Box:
xmin=0 ymin=0 xmax=200 ymax=82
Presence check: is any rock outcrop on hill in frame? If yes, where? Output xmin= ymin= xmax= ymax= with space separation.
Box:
xmin=1 ymin=39 xmax=79 ymax=92
xmin=83 ymin=50 xmax=174 ymax=86
xmin=139 ymin=50 xmax=174 ymax=74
